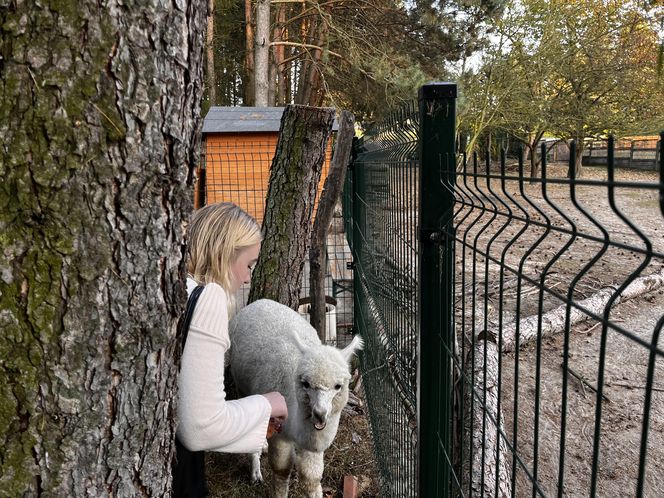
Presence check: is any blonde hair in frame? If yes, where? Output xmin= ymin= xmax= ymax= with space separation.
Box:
xmin=186 ymin=202 xmax=262 ymax=300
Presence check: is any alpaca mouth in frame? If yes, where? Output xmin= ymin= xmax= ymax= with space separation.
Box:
xmin=314 ymin=421 xmax=326 ymax=431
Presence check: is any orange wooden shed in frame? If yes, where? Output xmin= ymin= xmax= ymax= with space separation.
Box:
xmin=197 ymin=106 xmax=337 ymax=224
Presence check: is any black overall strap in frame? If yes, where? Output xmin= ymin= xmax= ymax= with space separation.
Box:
xmin=172 ymin=284 xmax=208 ymax=498
xmin=180 ymin=285 xmax=205 ymax=352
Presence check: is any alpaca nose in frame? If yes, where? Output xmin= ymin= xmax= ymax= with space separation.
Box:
xmin=312 ymin=408 xmax=328 ymax=431
xmin=313 ymin=408 xmax=327 ymax=423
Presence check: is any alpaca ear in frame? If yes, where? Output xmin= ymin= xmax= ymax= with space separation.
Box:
xmin=340 ymin=335 xmax=363 ymax=363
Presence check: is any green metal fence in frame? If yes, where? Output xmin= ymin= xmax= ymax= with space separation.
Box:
xmin=345 ymin=83 xmax=457 ymax=496
xmin=346 ymin=82 xmax=664 ymax=497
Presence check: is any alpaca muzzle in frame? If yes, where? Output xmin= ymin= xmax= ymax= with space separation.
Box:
xmin=312 ymin=409 xmax=328 ymax=430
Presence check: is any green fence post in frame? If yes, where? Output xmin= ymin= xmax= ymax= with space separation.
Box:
xmin=418 ymin=82 xmax=457 ymax=498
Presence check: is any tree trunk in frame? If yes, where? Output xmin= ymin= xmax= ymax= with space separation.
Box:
xmin=568 ymin=136 xmax=584 ymax=178
xmin=0 ymin=1 xmax=206 ymax=496
xmin=528 ymin=131 xmax=545 ymax=182
xmin=207 ymin=0 xmax=216 ymax=105
xmin=462 ymin=334 xmax=511 ymax=498
xmin=254 ymin=0 xmax=270 ymax=107
xmin=268 ymin=50 xmax=277 ymax=106
xmin=295 ymin=15 xmax=328 ymax=107
xmin=248 ymin=105 xmax=335 ymax=309
xmin=309 ymin=111 xmax=355 ymax=341
xmin=274 ymin=5 xmax=287 ymax=105
xmin=244 ymin=0 xmax=255 ymax=105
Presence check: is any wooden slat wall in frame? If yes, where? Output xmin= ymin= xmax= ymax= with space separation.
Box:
xmin=200 ymin=132 xmax=332 ymax=224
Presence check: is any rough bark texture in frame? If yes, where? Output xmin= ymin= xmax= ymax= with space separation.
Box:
xmin=0 ymin=1 xmax=206 ymax=496
xmin=462 ymin=335 xmax=511 ymax=498
xmin=500 ymin=268 xmax=664 ymax=353
xmin=248 ymin=105 xmax=335 ymax=309
xmin=309 ymin=110 xmax=354 ymax=340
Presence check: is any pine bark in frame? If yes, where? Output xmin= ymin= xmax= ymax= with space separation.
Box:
xmin=248 ymin=105 xmax=335 ymax=309
xmin=273 ymin=6 xmax=287 ymax=105
xmin=0 ymin=1 xmax=206 ymax=496
xmin=309 ymin=110 xmax=354 ymax=340
xmin=207 ymin=0 xmax=216 ymax=105
xmin=243 ymin=0 xmax=255 ymax=105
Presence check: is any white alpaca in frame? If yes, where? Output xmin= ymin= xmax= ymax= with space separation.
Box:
xmin=229 ymin=299 xmax=363 ymax=498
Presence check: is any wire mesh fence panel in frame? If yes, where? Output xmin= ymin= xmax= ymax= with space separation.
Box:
xmin=345 ymin=83 xmax=664 ymax=497
xmin=347 ymin=101 xmax=421 ymax=496
xmin=451 ymin=137 xmax=664 ymax=498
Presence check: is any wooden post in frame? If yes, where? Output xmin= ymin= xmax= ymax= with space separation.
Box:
xmin=343 ymin=475 xmax=359 ymax=498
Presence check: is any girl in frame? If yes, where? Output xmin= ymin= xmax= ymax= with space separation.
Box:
xmin=174 ymin=202 xmax=287 ymax=496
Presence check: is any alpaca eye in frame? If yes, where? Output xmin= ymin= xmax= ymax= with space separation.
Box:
xmin=334 ymin=384 xmax=342 ymax=390
xmin=301 ymin=380 xmax=310 ymax=389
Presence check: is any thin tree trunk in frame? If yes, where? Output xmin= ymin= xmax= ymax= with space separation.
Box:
xmin=273 ymin=5 xmax=287 ymax=105
xmin=244 ymin=0 xmax=255 ymax=105
xmin=528 ymin=131 xmax=545 ymax=182
xmin=568 ymin=136 xmax=584 ymax=178
xmin=207 ymin=0 xmax=216 ymax=105
xmin=0 ymin=0 xmax=206 ymax=495
xmin=268 ymin=50 xmax=277 ymax=106
xmin=309 ymin=111 xmax=355 ymax=341
xmin=295 ymin=15 xmax=328 ymax=106
xmin=499 ymin=268 xmax=664 ymax=353
xmin=462 ymin=334 xmax=511 ymax=498
xmin=254 ymin=0 xmax=270 ymax=106
xmin=248 ymin=105 xmax=335 ymax=309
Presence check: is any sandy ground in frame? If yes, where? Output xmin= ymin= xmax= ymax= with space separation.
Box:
xmin=455 ymin=163 xmax=664 ymax=497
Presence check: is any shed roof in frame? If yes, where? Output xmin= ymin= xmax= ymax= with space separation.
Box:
xmin=203 ymin=106 xmax=338 ymax=134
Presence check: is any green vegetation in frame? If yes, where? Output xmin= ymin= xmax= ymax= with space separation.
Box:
xmin=454 ymin=0 xmax=664 ymax=174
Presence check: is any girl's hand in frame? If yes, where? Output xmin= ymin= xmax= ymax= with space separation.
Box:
xmin=262 ymin=391 xmax=288 ymax=420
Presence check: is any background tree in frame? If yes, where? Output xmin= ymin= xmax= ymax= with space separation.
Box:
xmin=456 ymin=0 xmax=664 ymax=176
xmin=207 ymin=0 xmax=504 ymax=119
xmin=248 ymin=105 xmax=336 ymax=309
xmin=0 ymin=0 xmax=206 ymax=495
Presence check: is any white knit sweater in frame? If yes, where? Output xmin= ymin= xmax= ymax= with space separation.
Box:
xmin=176 ymin=279 xmax=271 ymax=453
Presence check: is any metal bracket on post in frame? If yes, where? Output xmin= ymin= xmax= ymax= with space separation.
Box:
xmin=419 ymin=228 xmax=444 ymax=245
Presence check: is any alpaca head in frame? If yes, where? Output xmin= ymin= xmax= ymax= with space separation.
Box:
xmin=294 ymin=335 xmax=363 ymax=431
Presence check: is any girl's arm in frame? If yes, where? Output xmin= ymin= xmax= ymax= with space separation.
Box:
xmin=177 ymin=283 xmax=271 ymax=453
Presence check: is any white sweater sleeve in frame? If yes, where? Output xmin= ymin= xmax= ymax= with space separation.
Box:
xmin=177 ymin=283 xmax=271 ymax=453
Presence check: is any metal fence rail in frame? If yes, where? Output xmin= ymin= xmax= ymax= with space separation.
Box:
xmin=346 ymin=82 xmax=664 ymax=497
